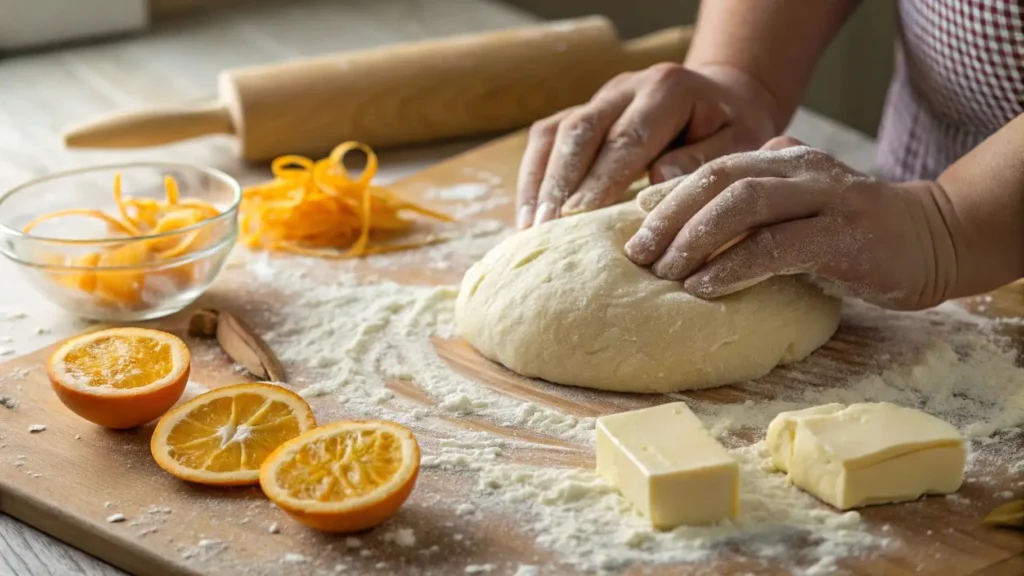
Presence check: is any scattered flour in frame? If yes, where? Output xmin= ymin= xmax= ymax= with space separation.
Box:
xmin=426 ymin=183 xmax=490 ymax=201
xmin=258 ymin=273 xmax=594 ymax=444
xmin=28 ymin=424 xmax=46 ymax=433
xmin=231 ymin=235 xmax=1022 ymax=574
xmin=180 ymin=539 xmax=227 ymax=561
xmin=0 ymin=395 xmax=17 ymax=409
xmin=477 ymin=443 xmax=879 ymax=574
xmin=465 ymin=565 xmax=495 ymax=574
xmin=106 ymin=513 xmax=126 ymax=523
xmin=382 ymin=526 xmax=416 ymax=547
xmin=687 ymin=300 xmax=1024 ymax=438
xmin=281 ymin=553 xmax=310 ymax=564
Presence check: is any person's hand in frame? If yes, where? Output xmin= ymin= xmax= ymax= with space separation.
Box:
xmin=624 ymin=137 xmax=962 ymax=311
xmin=515 ymin=64 xmax=779 ymax=230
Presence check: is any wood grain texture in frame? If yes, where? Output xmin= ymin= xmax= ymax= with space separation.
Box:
xmin=0 ymin=515 xmax=127 ymax=576
xmin=0 ymin=131 xmax=1022 ymax=576
xmin=0 ymin=2 xmax=538 ymax=575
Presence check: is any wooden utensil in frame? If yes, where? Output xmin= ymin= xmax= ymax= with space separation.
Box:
xmin=62 ymin=16 xmax=693 ymax=161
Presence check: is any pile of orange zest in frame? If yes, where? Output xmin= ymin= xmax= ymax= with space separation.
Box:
xmin=22 ymin=175 xmax=220 ymax=306
xmin=240 ymin=141 xmax=454 ymax=258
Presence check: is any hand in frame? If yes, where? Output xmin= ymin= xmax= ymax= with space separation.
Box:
xmin=624 ymin=137 xmax=961 ymax=311
xmin=515 ymin=64 xmax=778 ymax=229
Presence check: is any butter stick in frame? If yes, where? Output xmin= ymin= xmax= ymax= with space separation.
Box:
xmin=596 ymin=402 xmax=738 ymax=528
xmin=766 ymin=402 xmax=966 ymax=510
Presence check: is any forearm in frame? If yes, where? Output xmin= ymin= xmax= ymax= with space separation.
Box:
xmin=935 ymin=113 xmax=1024 ymax=299
xmin=684 ymin=0 xmax=860 ymax=133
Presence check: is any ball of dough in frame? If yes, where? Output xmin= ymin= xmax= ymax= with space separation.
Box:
xmin=455 ymin=203 xmax=841 ymax=393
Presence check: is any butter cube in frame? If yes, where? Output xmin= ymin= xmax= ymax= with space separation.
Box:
xmin=766 ymin=402 xmax=966 ymax=510
xmin=596 ymin=402 xmax=738 ymax=528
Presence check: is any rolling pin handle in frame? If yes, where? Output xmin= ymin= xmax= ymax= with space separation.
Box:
xmin=63 ymin=101 xmax=235 ymax=149
xmin=620 ymin=25 xmax=695 ymax=69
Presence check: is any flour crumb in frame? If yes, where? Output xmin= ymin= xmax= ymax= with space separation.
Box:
xmin=0 ymin=396 xmax=16 ymax=409
xmin=268 ymin=522 xmax=281 ymax=534
xmin=345 ymin=537 xmax=361 ymax=548
xmin=359 ymin=549 xmax=372 ymax=557
xmin=465 ymin=565 xmax=495 ymax=574
xmin=996 ymin=490 xmax=1014 ymax=499
xmin=282 ymin=553 xmax=310 ymax=564
xmin=103 ymin=501 xmax=116 ymax=509
xmin=74 ymin=435 xmax=81 ymax=440
xmin=455 ymin=503 xmax=476 ymax=516
xmin=334 ymin=565 xmax=347 ymax=573
xmin=513 ymin=565 xmax=539 ymax=576
xmin=375 ymin=562 xmax=388 ymax=570
xmin=383 ymin=526 xmax=416 ymax=547
xmin=0 ymin=348 xmax=14 ymax=356
xmin=477 ymin=443 xmax=880 ymax=573
xmin=106 ymin=514 xmax=126 ymax=523
xmin=28 ymin=424 xmax=46 ymax=433
xmin=139 ymin=527 xmax=158 ymax=537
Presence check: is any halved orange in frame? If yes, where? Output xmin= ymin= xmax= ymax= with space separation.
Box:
xmin=259 ymin=420 xmax=420 ymax=532
xmin=151 ymin=383 xmax=316 ymax=486
xmin=47 ymin=327 xmax=190 ymax=429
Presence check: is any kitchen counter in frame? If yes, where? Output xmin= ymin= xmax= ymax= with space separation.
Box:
xmin=0 ymin=1 xmax=876 ymax=574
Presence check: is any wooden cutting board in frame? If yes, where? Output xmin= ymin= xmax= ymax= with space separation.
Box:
xmin=0 ymin=133 xmax=1022 ymax=576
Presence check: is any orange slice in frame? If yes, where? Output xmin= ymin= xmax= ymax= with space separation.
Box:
xmin=47 ymin=328 xmax=190 ymax=429
xmin=150 ymin=383 xmax=316 ymax=486
xmin=259 ymin=420 xmax=420 ymax=532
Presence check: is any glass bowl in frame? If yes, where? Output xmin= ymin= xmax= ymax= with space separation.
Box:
xmin=0 ymin=162 xmax=241 ymax=321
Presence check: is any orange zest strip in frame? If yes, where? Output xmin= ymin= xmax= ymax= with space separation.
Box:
xmin=112 ymin=174 xmax=143 ymax=236
xmin=164 ymin=175 xmax=180 ymax=205
xmin=22 ymin=209 xmax=138 ymax=237
xmin=240 ymin=141 xmax=454 ymax=258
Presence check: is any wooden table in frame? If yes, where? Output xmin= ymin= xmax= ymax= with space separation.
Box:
xmin=0 ymin=1 xmax=888 ymax=574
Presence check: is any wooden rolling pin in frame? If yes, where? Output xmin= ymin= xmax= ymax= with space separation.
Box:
xmin=63 ymin=16 xmax=693 ymax=162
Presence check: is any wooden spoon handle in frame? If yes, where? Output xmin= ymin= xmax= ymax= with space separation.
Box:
xmin=63 ymin=100 xmax=234 ymax=148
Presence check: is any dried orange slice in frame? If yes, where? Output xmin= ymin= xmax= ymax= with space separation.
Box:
xmin=259 ymin=420 xmax=420 ymax=532
xmin=150 ymin=383 xmax=316 ymax=486
xmin=47 ymin=327 xmax=190 ymax=429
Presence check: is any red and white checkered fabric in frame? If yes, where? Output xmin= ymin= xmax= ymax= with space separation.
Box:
xmin=876 ymin=0 xmax=1024 ymax=181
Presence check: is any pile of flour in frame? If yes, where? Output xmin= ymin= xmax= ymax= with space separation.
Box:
xmin=228 ymin=230 xmax=1023 ymax=574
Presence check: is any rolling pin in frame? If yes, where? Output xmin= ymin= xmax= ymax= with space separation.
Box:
xmin=63 ymin=16 xmax=693 ymax=162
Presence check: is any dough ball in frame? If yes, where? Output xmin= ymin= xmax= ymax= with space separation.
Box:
xmin=455 ymin=203 xmax=841 ymax=393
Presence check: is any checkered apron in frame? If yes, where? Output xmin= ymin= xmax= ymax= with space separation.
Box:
xmin=875 ymin=0 xmax=1024 ymax=181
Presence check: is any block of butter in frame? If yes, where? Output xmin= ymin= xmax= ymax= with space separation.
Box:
xmin=596 ymin=402 xmax=738 ymax=528
xmin=766 ymin=402 xmax=966 ymax=510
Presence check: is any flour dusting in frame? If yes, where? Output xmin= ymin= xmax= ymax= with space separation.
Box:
xmin=220 ymin=228 xmax=1024 ymax=575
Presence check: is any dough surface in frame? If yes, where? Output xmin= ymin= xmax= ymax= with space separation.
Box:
xmin=455 ymin=203 xmax=841 ymax=393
